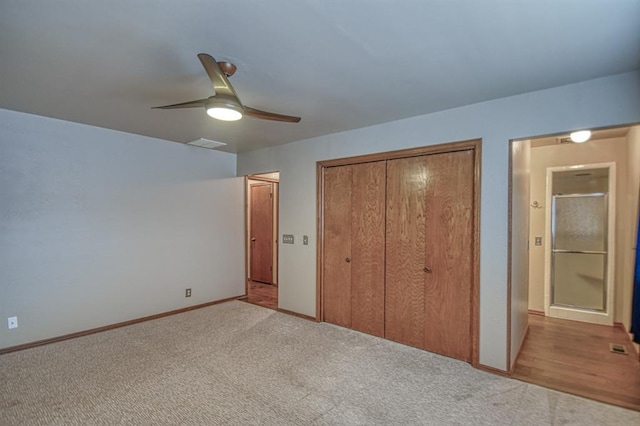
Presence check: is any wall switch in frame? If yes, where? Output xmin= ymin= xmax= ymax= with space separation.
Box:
xmin=185 ymin=288 xmax=191 ymax=297
xmin=303 ymin=235 xmax=309 ymax=245
xmin=7 ymin=316 xmax=18 ymax=329
xmin=282 ymin=234 xmax=294 ymax=244
xmin=535 ymin=236 xmax=543 ymax=246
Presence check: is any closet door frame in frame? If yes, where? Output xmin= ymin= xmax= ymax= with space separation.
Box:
xmin=316 ymin=139 xmax=482 ymax=366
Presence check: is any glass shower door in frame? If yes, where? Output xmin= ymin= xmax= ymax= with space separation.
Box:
xmin=551 ymin=194 xmax=608 ymax=311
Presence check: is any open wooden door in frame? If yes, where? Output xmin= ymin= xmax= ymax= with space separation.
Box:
xmin=250 ymin=183 xmax=273 ymax=284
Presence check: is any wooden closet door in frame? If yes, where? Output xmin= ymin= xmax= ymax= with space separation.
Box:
xmin=385 ymin=156 xmax=428 ymax=348
xmin=350 ymin=162 xmax=386 ymax=337
xmin=323 ymin=166 xmax=352 ymax=327
xmin=423 ymin=150 xmax=473 ymax=361
xmin=385 ymin=150 xmax=473 ymax=360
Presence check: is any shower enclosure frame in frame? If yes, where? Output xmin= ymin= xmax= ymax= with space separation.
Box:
xmin=543 ymin=162 xmax=616 ymax=325
xmin=551 ymin=192 xmax=608 ymax=311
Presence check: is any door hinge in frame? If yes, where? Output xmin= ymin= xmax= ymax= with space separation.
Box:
xmin=270 ymin=266 xmax=273 ymax=271
xmin=269 ymin=192 xmax=273 ymax=198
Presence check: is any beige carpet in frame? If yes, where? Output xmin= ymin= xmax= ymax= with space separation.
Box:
xmin=1 ymin=301 xmax=638 ymax=425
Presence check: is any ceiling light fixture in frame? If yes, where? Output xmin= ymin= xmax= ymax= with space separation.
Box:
xmin=205 ymin=96 xmax=243 ymax=121
xmin=570 ymin=130 xmax=591 ymax=143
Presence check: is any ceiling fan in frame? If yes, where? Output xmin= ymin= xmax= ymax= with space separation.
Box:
xmin=153 ymin=53 xmax=301 ymax=123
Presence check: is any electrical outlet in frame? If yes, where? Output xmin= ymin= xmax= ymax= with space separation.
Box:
xmin=8 ymin=316 xmax=18 ymax=329
xmin=185 ymin=288 xmax=191 ymax=297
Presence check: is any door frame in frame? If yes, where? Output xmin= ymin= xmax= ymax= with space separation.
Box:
xmin=245 ymin=174 xmax=279 ymax=297
xmin=543 ymin=162 xmax=616 ymax=325
xmin=316 ymin=139 xmax=482 ymax=366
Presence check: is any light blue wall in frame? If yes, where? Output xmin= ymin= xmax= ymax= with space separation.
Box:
xmin=237 ymin=71 xmax=640 ymax=370
xmin=0 ymin=109 xmax=244 ymax=349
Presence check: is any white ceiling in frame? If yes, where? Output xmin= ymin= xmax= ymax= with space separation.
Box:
xmin=1 ymin=1 xmax=639 ymax=153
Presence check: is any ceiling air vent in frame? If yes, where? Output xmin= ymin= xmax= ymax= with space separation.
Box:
xmin=609 ymin=343 xmax=628 ymax=355
xmin=557 ymin=137 xmax=573 ymax=144
xmin=186 ymin=138 xmax=227 ymax=149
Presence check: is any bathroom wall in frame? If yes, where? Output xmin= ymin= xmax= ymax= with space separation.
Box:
xmin=528 ymin=137 xmax=630 ymax=325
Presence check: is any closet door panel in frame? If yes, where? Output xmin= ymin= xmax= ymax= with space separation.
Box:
xmin=323 ymin=166 xmax=352 ymax=327
xmin=423 ymin=150 xmax=473 ymax=361
xmin=385 ymin=156 xmax=427 ymax=348
xmin=351 ymin=161 xmax=386 ymax=337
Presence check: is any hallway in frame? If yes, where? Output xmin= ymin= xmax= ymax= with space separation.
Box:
xmin=513 ymin=314 xmax=640 ymax=411
xmin=242 ymin=281 xmax=278 ymax=310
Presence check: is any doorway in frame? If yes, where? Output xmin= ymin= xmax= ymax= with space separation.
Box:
xmin=508 ymin=125 xmax=640 ymax=410
xmin=245 ymin=172 xmax=279 ymax=310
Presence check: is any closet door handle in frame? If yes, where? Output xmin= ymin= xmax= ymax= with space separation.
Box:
xmin=345 ymin=257 xmax=351 ymax=263
xmin=423 ymin=266 xmax=431 ymax=273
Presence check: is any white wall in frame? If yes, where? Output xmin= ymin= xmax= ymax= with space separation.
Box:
xmin=0 ymin=109 xmax=245 ymax=349
xmin=510 ymin=140 xmax=530 ymax=368
xmin=527 ymin=137 xmax=629 ymax=326
xmin=237 ymin=71 xmax=640 ymax=371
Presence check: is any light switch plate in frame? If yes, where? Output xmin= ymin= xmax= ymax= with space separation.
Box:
xmin=535 ymin=236 xmax=543 ymax=246
xmin=303 ymin=235 xmax=309 ymax=245
xmin=282 ymin=234 xmax=294 ymax=244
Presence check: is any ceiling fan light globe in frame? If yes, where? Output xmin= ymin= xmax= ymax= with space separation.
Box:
xmin=206 ymin=107 xmax=242 ymax=121
xmin=205 ymin=96 xmax=244 ymax=121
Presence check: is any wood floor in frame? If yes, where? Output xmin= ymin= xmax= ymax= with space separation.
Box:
xmin=513 ymin=314 xmax=640 ymax=411
xmin=242 ymin=281 xmax=277 ymax=310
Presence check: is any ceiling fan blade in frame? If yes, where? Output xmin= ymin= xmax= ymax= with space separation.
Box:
xmin=243 ymin=106 xmax=301 ymax=123
xmin=197 ymin=53 xmax=241 ymax=101
xmin=152 ymin=99 xmax=208 ymax=109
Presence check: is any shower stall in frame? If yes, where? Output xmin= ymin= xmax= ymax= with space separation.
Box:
xmin=545 ymin=164 xmax=615 ymax=325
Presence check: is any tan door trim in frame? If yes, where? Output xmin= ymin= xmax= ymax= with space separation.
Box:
xmin=316 ymin=139 xmax=481 ymax=366
xmin=247 ymin=175 xmax=279 ymax=183
xmin=244 ymin=176 xmax=249 ymax=297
